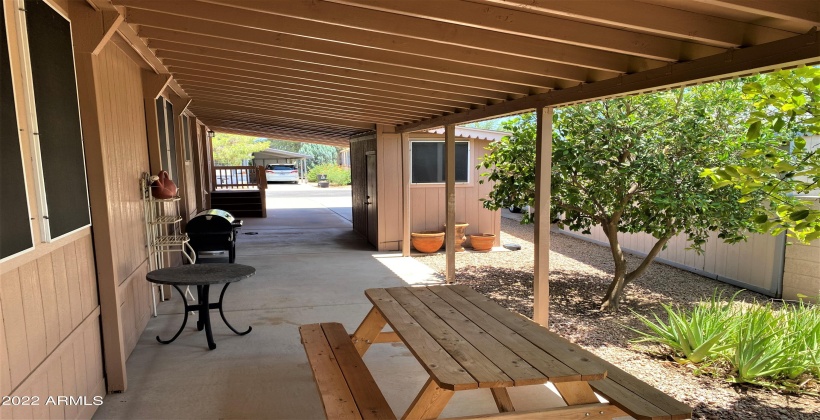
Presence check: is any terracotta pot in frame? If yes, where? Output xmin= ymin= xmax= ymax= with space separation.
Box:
xmin=443 ymin=223 xmax=469 ymax=252
xmin=469 ymin=233 xmax=495 ymax=252
xmin=411 ymin=231 xmax=445 ymax=253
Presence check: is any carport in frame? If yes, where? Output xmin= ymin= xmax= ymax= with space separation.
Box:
xmin=1 ymin=0 xmax=818 ymax=413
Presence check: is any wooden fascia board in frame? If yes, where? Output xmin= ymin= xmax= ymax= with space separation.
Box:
xmin=192 ymin=100 xmax=376 ymax=130
xmin=397 ymin=30 xmax=820 ymax=133
xmin=692 ymin=0 xmax=820 ymax=27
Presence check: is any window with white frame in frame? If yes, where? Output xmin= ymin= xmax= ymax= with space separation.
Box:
xmin=410 ymin=141 xmax=470 ymax=184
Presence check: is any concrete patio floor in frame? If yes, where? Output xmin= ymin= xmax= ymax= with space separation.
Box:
xmin=93 ymin=184 xmax=568 ymax=419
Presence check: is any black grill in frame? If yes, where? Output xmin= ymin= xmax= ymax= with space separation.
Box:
xmin=186 ymin=209 xmax=243 ymax=263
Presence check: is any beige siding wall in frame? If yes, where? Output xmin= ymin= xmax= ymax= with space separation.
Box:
xmin=560 ymin=227 xmax=781 ymax=295
xmin=94 ymin=42 xmax=154 ymax=358
xmin=0 ymin=233 xmax=104 ymax=420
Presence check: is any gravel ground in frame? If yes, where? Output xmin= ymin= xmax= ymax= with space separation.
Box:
xmin=414 ymin=217 xmax=820 ymax=419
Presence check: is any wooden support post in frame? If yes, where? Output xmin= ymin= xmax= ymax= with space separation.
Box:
xmin=68 ymin=0 xmax=128 ymax=392
xmin=533 ymin=107 xmax=553 ymax=327
xmin=401 ymin=132 xmax=411 ymax=257
xmin=403 ymin=377 xmax=454 ymax=420
xmin=444 ymin=124 xmax=456 ymax=284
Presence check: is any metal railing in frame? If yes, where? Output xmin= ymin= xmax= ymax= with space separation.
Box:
xmin=213 ymin=166 xmax=267 ymax=190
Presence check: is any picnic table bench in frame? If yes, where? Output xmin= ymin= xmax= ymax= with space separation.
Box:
xmin=300 ymin=285 xmax=691 ymax=419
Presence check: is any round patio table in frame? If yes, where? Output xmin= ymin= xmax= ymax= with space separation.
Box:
xmin=146 ymin=263 xmax=255 ymax=350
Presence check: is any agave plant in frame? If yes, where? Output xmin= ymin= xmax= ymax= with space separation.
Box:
xmin=776 ymin=298 xmax=820 ymax=379
xmin=728 ymin=303 xmax=804 ymax=384
xmin=629 ymin=292 xmax=737 ymax=363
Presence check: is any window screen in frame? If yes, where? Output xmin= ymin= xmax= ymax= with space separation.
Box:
xmin=411 ymin=141 xmax=469 ymax=183
xmin=182 ymin=114 xmax=191 ymax=161
xmin=1 ymin=8 xmax=33 ymax=258
xmin=25 ymin=0 xmax=90 ymax=239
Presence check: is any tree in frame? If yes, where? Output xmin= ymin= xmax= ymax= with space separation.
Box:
xmin=211 ymin=133 xmax=270 ymax=166
xmin=480 ymin=81 xmax=761 ymax=311
xmin=267 ymin=139 xmax=302 ymax=153
xmin=298 ymin=143 xmax=339 ymax=170
xmin=702 ymin=68 xmax=820 ymax=243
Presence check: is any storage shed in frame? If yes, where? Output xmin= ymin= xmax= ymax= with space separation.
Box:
xmin=350 ymin=126 xmax=508 ymax=251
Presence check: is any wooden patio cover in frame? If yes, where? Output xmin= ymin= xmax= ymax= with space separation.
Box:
xmin=101 ymin=0 xmax=819 ymax=146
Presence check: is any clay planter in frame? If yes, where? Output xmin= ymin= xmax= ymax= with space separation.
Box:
xmin=469 ymin=233 xmax=495 ymax=252
xmin=443 ymin=223 xmax=469 ymax=252
xmin=411 ymin=231 xmax=445 ymax=253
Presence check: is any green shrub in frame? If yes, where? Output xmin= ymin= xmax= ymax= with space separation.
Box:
xmin=307 ymin=164 xmax=350 ymax=186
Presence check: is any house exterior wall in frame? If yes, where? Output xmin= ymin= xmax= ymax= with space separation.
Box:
xmin=0 ymin=1 xmax=104 ymax=417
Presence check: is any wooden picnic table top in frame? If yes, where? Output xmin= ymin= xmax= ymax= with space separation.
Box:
xmin=364 ymin=285 xmax=608 ymax=391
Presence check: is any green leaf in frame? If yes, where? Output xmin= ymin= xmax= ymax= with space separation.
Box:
xmin=747 ymin=121 xmax=761 ymax=140
xmin=789 ymin=209 xmax=810 ymax=221
xmin=754 ymin=214 xmax=768 ymax=224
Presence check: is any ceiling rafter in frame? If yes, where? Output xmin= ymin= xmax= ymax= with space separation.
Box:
xmin=210 ymin=125 xmax=352 ymax=146
xmin=142 ymin=28 xmax=530 ymax=96
xmin=191 ymin=101 xmax=376 ymax=130
xmin=691 ymin=0 xmax=820 ymax=27
xmin=476 ymin=0 xmax=796 ymax=47
xmin=155 ymin=49 xmax=496 ymax=105
xmin=171 ymin=70 xmax=463 ymax=113
xmin=159 ymin=56 xmax=485 ymax=108
xmin=323 ymin=0 xmax=725 ymax=61
xmin=123 ymin=7 xmax=563 ymax=89
xmin=194 ymin=113 xmax=359 ymax=137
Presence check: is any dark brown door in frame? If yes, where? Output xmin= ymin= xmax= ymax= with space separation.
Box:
xmin=366 ymin=153 xmax=378 ymax=247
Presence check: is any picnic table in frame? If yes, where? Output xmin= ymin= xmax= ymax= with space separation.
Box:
xmin=300 ymin=285 xmax=692 ymax=419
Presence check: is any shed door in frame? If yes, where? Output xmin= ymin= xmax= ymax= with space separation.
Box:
xmin=366 ymin=153 xmax=377 ymax=247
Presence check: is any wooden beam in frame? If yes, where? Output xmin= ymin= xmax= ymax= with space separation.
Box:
xmin=151 ymin=41 xmax=509 ymax=102
xmin=692 ymin=0 xmax=820 ymax=27
xmin=164 ymin=62 xmax=468 ymax=110
xmin=182 ymin=86 xmax=434 ymax=120
xmin=68 ymin=0 xmax=123 ymax=55
xmin=445 ymin=124 xmax=456 ymax=284
xmin=325 ymin=0 xmax=724 ymax=61
xmin=192 ymin=101 xmax=376 ymax=130
xmin=141 ymin=70 xmax=170 ymax=100
xmin=158 ymin=51 xmax=493 ymax=106
xmin=208 ymin=0 xmax=654 ymax=74
xmin=208 ymin=125 xmax=351 ymax=146
xmin=190 ymin=108 xmax=366 ymax=132
xmin=170 ymin=69 xmax=462 ymax=113
xmin=396 ymin=30 xmax=820 ymax=133
xmin=119 ymin=0 xmax=597 ymax=85
xmin=177 ymin=78 xmax=453 ymax=116
xmin=141 ymin=27 xmax=529 ymax=96
xmin=190 ymin=113 xmax=358 ymax=137
xmin=122 ymin=7 xmax=560 ymax=88
xmin=401 ymin=132 xmax=411 ymax=257
xmin=199 ymin=0 xmax=618 ymax=83
xmin=533 ymin=107 xmax=552 ymax=327
xmin=480 ymin=0 xmax=796 ymax=48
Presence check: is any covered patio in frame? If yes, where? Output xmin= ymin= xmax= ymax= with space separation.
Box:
xmin=1 ymin=0 xmax=818 ymax=419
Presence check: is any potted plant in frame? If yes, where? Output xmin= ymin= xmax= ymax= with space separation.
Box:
xmin=410 ymin=231 xmax=445 ymax=253
xmin=443 ymin=223 xmax=469 ymax=252
xmin=469 ymin=233 xmax=495 ymax=252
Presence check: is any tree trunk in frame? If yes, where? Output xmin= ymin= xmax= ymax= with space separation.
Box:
xmin=600 ymin=223 xmax=628 ymax=311
xmin=600 ymin=230 xmax=673 ymax=312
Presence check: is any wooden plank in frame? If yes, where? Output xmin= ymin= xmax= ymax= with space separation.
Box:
xmin=553 ymin=381 xmax=599 ymax=406
xmin=51 ymin=247 xmax=72 ymax=341
xmin=490 ymin=388 xmax=514 ymax=413
xmin=387 ymin=287 xmax=512 ymax=388
xmin=300 ymin=324 xmax=362 ymax=420
xmin=374 ymin=331 xmax=400 ymax=344
xmin=402 ymin=377 xmax=454 ymax=420
xmin=588 ymin=379 xmax=672 ymax=420
xmin=36 ymin=255 xmax=60 ymax=354
xmin=63 ymin=241 xmax=83 ymax=329
xmin=449 ymin=286 xmax=689 ymax=418
xmin=351 ymin=306 xmax=387 ymax=356
xmin=18 ymin=261 xmax=47 ymax=369
xmin=60 ymin=350 xmax=79 ymax=420
xmin=365 ymin=288 xmax=476 ymax=390
xmin=47 ymin=359 xmax=66 ymax=419
xmin=323 ymin=323 xmax=397 ymax=420
xmin=1 ymin=269 xmax=31 ymax=388
xmin=446 ymin=403 xmax=626 ymax=419
xmin=408 ymin=287 xmax=545 ymax=386
xmin=428 ymin=286 xmax=580 ymax=382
